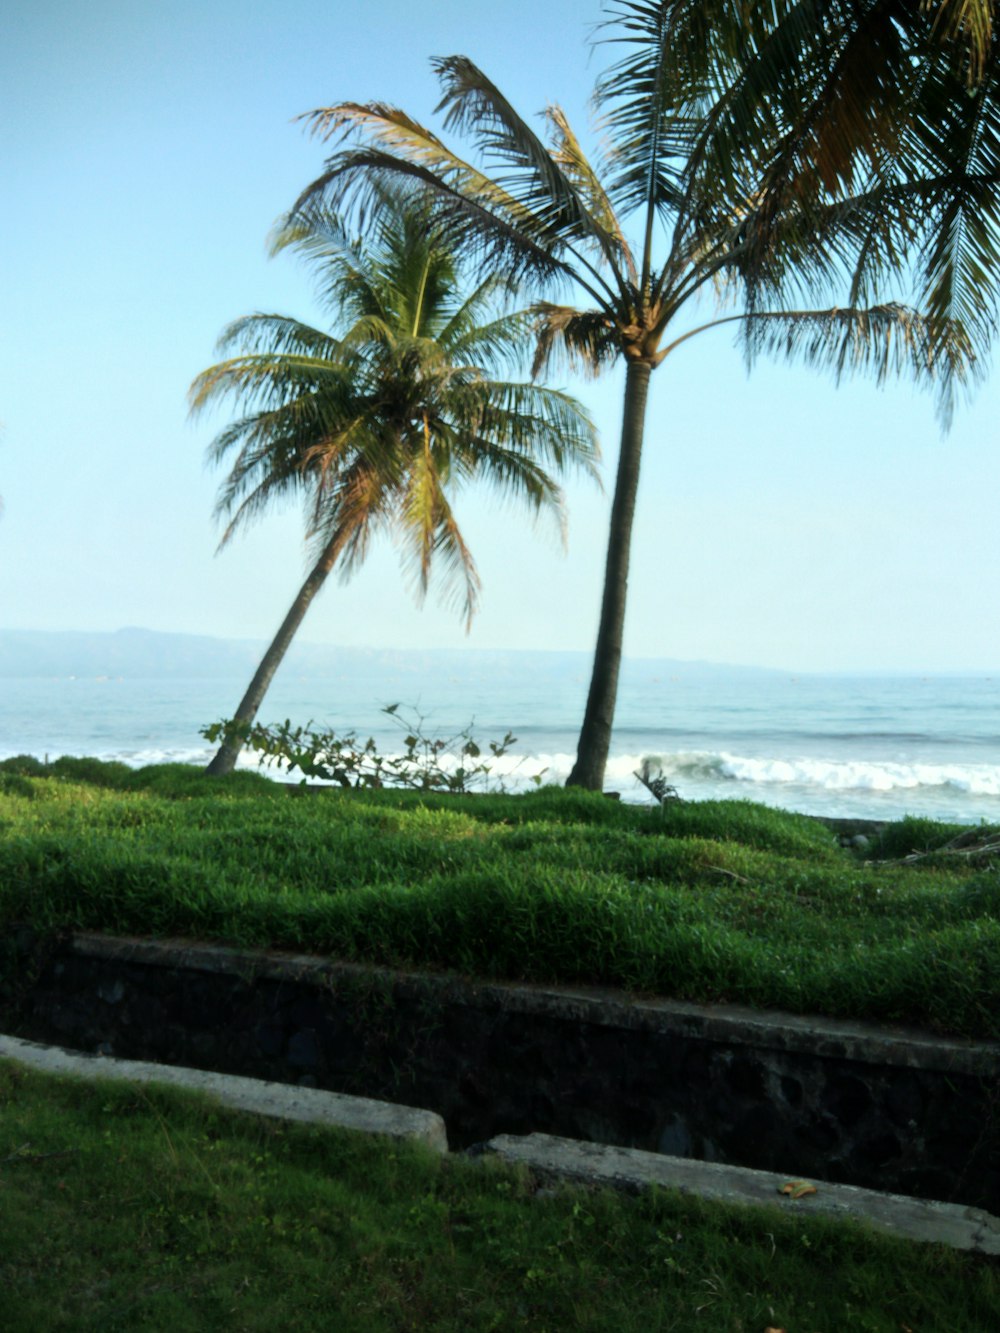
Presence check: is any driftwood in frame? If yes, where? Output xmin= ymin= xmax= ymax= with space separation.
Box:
xmin=892 ymin=827 xmax=1000 ymax=867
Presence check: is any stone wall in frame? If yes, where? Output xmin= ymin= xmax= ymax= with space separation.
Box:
xmin=3 ymin=930 xmax=998 ymax=1210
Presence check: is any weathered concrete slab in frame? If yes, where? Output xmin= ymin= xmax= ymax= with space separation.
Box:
xmin=483 ymin=1132 xmax=1000 ymax=1256
xmin=0 ymin=1033 xmax=448 ymax=1153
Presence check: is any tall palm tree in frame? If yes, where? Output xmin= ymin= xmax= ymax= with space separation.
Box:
xmin=192 ymin=190 xmax=598 ymax=776
xmin=287 ymin=2 xmax=977 ymax=791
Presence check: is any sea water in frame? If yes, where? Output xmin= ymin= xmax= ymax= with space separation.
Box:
xmin=1 ymin=663 xmax=998 ymax=823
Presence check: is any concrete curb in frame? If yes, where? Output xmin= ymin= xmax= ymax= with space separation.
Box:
xmin=483 ymin=1132 xmax=1000 ymax=1255
xmin=4 ymin=1032 xmax=997 ymax=1255
xmin=0 ymin=1033 xmax=448 ymax=1153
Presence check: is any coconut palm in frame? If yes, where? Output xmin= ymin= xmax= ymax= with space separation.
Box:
xmin=287 ymin=2 xmax=978 ymax=791
xmin=192 ymin=189 xmax=598 ymax=776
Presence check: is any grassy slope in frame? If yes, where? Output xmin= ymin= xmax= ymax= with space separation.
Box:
xmin=1 ymin=758 xmax=999 ymax=1037
xmin=1 ymin=1060 xmax=998 ymax=1332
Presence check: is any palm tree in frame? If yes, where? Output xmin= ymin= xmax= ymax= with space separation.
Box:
xmin=287 ymin=2 xmax=977 ymax=791
xmin=192 ymin=189 xmax=598 ymax=776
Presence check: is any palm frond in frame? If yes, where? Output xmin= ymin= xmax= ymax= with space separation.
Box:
xmin=313 ymin=451 xmax=399 ymax=576
xmin=743 ymin=301 xmax=979 ymax=425
xmin=208 ymin=396 xmax=370 ymax=542
xmin=268 ymin=204 xmax=357 ymax=263
xmin=433 ymin=271 xmax=509 ymax=343
xmin=673 ymin=0 xmax=1000 ymax=347
xmin=297 ymin=146 xmax=580 ymax=296
xmin=195 ymin=186 xmax=598 ymax=624
xmin=898 ymin=40 xmax=1000 ymax=354
xmin=444 ymin=308 xmax=534 ymax=374
xmin=208 ymin=314 xmax=345 ymax=363
xmin=295 ymin=87 xmax=625 ymax=310
xmin=545 ymin=103 xmax=638 ymax=286
xmin=530 ymin=304 xmax=622 ymax=380
xmin=456 ymin=379 xmax=600 ymax=476
xmin=190 ymin=351 xmax=360 ymax=421
xmin=593 ymin=0 xmax=703 ymax=256
xmin=209 ymin=419 xmax=319 ymax=549
xmin=449 ymin=431 xmax=568 ymax=542
xmin=294 ymin=103 xmax=593 ymax=291
xmin=398 ymin=430 xmax=481 ymax=627
xmin=735 ymin=112 xmax=1000 ymax=367
xmin=431 ymin=56 xmax=633 ymax=280
xmin=927 ymin=0 xmax=996 ymax=84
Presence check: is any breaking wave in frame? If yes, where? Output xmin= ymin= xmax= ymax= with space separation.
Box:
xmin=47 ymin=743 xmax=1000 ymax=804
xmin=638 ymin=751 xmax=1000 ymax=797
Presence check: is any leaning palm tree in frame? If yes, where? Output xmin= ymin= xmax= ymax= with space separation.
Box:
xmin=192 ymin=189 xmax=597 ymax=776
xmin=287 ymin=1 xmax=978 ymax=791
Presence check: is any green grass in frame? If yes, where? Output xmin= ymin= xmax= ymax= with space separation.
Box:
xmin=1 ymin=758 xmax=999 ymax=1038
xmin=2 ymin=1059 xmax=997 ymax=1331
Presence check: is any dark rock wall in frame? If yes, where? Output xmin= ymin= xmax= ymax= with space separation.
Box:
xmin=4 ymin=932 xmax=997 ymax=1210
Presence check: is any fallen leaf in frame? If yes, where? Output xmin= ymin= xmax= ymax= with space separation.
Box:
xmin=778 ymin=1179 xmax=818 ymax=1199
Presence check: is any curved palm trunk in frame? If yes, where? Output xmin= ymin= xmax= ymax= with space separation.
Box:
xmin=205 ymin=539 xmax=340 ymax=776
xmin=567 ymin=360 xmax=652 ymax=791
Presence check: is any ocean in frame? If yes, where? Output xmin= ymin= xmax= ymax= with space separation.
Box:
xmin=2 ymin=652 xmax=999 ymax=824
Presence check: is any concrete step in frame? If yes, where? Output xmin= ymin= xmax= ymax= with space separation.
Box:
xmin=0 ymin=1032 xmax=448 ymax=1152
xmin=5 ymin=1030 xmax=997 ymax=1255
xmin=483 ymin=1131 xmax=1000 ymax=1255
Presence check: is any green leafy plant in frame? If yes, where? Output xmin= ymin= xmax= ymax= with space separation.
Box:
xmin=201 ymin=704 xmax=547 ymax=794
xmin=633 ymin=757 xmax=682 ymax=806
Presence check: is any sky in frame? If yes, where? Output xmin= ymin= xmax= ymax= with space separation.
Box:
xmin=2 ymin=0 xmax=999 ymax=674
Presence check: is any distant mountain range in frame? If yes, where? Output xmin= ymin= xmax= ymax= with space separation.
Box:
xmin=0 ymin=627 xmax=779 ymax=681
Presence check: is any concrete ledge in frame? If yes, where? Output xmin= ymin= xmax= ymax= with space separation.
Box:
xmin=483 ymin=1132 xmax=1000 ymax=1255
xmin=4 ymin=1029 xmax=995 ymax=1255
xmin=61 ymin=931 xmax=1000 ymax=1076
xmin=0 ymin=1033 xmax=448 ymax=1153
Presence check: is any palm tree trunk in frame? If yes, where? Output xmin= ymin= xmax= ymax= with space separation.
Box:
xmin=205 ymin=539 xmax=340 ymax=776
xmin=567 ymin=359 xmax=652 ymax=791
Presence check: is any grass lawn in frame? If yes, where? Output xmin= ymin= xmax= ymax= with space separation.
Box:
xmin=2 ymin=1059 xmax=998 ymax=1332
xmin=2 ymin=758 xmax=999 ymax=1326
xmin=1 ymin=757 xmax=998 ymax=1039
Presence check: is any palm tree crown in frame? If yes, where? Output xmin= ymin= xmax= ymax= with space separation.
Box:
xmin=192 ymin=188 xmax=598 ymax=775
xmin=288 ymin=3 xmax=978 ymax=790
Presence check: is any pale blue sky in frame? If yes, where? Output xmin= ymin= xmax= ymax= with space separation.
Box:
xmin=3 ymin=0 xmax=998 ymax=673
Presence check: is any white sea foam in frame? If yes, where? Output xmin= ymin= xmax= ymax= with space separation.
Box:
xmin=620 ymin=750 xmax=1000 ymax=797
xmin=10 ymin=739 xmax=999 ymax=806
xmin=718 ymin=753 xmax=1000 ymax=796
xmin=347 ymin=747 xmax=1000 ymax=799
xmin=113 ymin=746 xmax=215 ymax=767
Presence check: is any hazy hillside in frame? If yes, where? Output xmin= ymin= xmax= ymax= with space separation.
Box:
xmin=0 ymin=627 xmax=778 ymax=683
